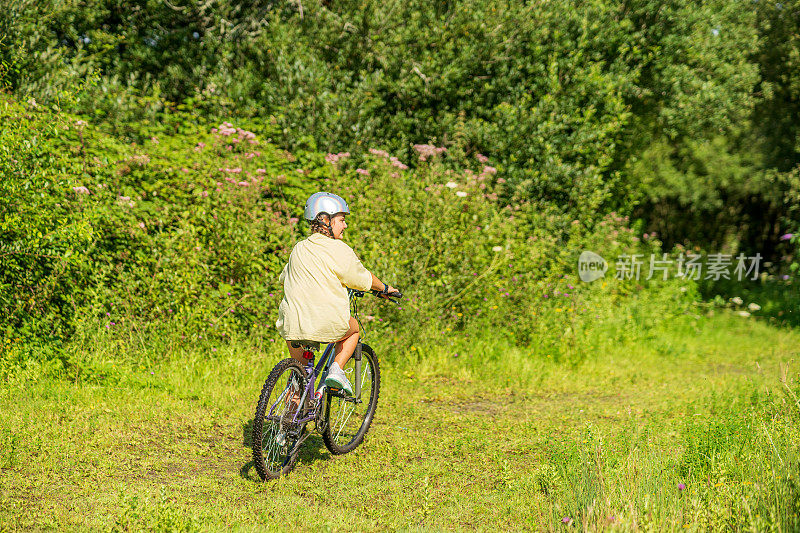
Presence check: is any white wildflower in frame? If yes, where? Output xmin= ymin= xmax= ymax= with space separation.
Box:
xmin=731 ymin=297 xmax=743 ymax=306
xmin=748 ymin=303 xmax=761 ymax=312
xmin=445 ymin=181 xmax=458 ymax=188
xmin=455 ymin=191 xmax=468 ymax=197
xmin=492 ymin=246 xmax=503 ymax=252
xmin=736 ymin=310 xmax=750 ymax=317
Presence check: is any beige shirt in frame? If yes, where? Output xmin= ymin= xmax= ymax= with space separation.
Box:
xmin=275 ymin=232 xmax=373 ymax=342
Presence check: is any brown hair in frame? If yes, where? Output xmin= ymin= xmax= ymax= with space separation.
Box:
xmin=310 ymin=213 xmax=334 ymax=238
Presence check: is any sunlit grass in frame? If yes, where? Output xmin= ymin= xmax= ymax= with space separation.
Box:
xmin=1 ymin=311 xmax=799 ymax=530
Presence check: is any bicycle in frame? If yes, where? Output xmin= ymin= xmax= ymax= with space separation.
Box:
xmin=251 ymin=287 xmax=402 ymax=481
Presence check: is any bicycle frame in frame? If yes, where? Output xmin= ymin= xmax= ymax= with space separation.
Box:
xmin=266 ymin=288 xmax=385 ymax=429
xmin=266 ymin=341 xmax=364 ymax=426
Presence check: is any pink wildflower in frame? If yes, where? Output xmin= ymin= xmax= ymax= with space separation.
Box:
xmin=325 ymin=151 xmax=351 ymax=164
xmin=390 ymin=157 xmax=408 ymax=170
xmin=483 ymin=165 xmax=497 ymax=174
xmin=150 ymin=136 xmax=159 ymax=144
xmin=476 ymin=153 xmax=489 ymax=163
xmin=130 ymin=154 xmax=150 ymax=166
xmin=369 ymin=148 xmax=390 ymax=158
xmin=218 ymin=123 xmax=236 ymax=136
xmin=256 ymin=168 xmax=266 ymax=174
xmin=72 ymin=186 xmax=90 ymax=195
xmin=413 ymin=144 xmax=447 ymax=161
xmin=356 ymin=168 xmax=369 ymax=176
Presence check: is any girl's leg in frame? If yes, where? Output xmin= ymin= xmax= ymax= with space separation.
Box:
xmin=285 ymin=340 xmax=306 ymax=367
xmin=333 ymin=317 xmax=360 ymax=368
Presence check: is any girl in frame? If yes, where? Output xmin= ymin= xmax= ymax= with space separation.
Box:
xmin=275 ymin=192 xmax=398 ymax=396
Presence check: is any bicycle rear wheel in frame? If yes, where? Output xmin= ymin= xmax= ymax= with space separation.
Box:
xmin=252 ymin=358 xmax=308 ymax=480
xmin=322 ymin=343 xmax=380 ymax=455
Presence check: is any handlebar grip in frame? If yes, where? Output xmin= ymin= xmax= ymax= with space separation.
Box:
xmin=369 ymin=289 xmax=403 ymax=300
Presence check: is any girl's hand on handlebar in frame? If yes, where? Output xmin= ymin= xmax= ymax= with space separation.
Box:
xmin=370 ymin=285 xmax=402 ymax=301
xmin=383 ymin=285 xmax=399 ymax=297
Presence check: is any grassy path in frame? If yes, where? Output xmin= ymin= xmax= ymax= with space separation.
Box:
xmin=2 ymin=313 xmax=799 ymax=531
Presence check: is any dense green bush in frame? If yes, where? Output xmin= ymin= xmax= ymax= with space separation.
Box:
xmin=0 ymin=95 xmax=700 ymax=380
xmin=3 ymin=0 xmax=798 ymax=381
xmin=1 ymin=0 xmax=781 ymax=229
xmin=0 ymin=96 xmax=94 ymax=345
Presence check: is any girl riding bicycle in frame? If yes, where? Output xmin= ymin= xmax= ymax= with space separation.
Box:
xmin=275 ymin=192 xmax=398 ymax=397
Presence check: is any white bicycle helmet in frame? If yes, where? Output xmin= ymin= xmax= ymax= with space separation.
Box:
xmin=304 ymin=192 xmax=350 ymax=221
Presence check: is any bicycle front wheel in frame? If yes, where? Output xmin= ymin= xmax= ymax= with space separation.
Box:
xmin=322 ymin=343 xmax=380 ymax=455
xmin=252 ymin=358 xmax=308 ymax=481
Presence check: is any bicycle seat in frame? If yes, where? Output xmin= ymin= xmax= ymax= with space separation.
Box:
xmin=290 ymin=340 xmax=321 ymax=351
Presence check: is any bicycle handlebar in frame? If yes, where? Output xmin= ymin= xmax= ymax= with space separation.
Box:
xmin=348 ymin=287 xmax=403 ymax=304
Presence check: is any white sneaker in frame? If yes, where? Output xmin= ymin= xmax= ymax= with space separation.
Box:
xmin=325 ymin=363 xmax=353 ymax=396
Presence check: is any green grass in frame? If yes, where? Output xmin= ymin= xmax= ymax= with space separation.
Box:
xmin=2 ymin=311 xmax=800 ymax=531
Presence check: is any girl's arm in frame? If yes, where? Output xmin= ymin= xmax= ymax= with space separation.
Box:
xmin=369 ymin=273 xmax=397 ymax=295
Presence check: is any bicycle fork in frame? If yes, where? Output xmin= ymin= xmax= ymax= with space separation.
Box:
xmin=353 ymin=343 xmax=362 ymax=399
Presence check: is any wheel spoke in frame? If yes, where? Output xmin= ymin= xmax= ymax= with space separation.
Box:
xmin=324 ymin=347 xmax=378 ymax=451
xmin=334 ymin=402 xmax=356 ymax=442
xmin=252 ymin=361 xmax=308 ymax=480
